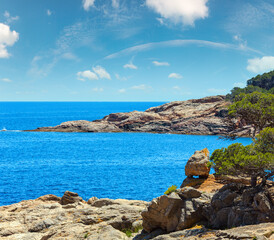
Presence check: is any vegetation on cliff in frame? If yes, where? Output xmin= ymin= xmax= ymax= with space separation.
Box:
xmin=226 ymin=70 xmax=274 ymax=101
xmin=210 ymin=128 xmax=274 ymax=186
xmin=211 ymin=70 xmax=274 ymax=187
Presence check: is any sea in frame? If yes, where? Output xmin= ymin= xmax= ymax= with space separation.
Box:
xmin=0 ymin=102 xmax=252 ymax=206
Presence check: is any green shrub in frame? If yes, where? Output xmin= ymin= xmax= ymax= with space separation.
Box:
xmin=164 ymin=185 xmax=177 ymax=195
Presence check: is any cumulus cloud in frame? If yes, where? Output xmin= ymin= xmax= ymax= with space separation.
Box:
xmin=145 ymin=0 xmax=209 ymax=26
xmin=83 ymin=0 xmax=95 ymax=11
xmin=247 ymin=56 xmax=274 ymax=73
xmin=0 ymin=23 xmax=19 ymax=58
xmin=4 ymin=11 xmax=19 ymax=24
xmin=123 ymin=62 xmax=138 ymax=69
xmin=77 ymin=70 xmax=98 ymax=81
xmin=77 ymin=66 xmax=111 ymax=81
xmin=92 ymin=65 xmax=111 ymax=79
xmin=168 ymin=73 xmax=182 ymax=79
xmin=153 ymin=60 xmax=170 ymax=66
xmin=1 ymin=78 xmax=12 ymax=82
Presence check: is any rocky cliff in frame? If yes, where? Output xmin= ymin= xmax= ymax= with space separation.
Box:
xmin=27 ymin=95 xmax=251 ymax=136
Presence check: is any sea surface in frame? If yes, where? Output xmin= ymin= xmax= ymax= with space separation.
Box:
xmin=0 ymin=102 xmax=252 ymax=206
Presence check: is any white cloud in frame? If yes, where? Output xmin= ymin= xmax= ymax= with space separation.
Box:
xmin=145 ymin=0 xmax=209 ymax=26
xmin=47 ymin=9 xmax=52 ymax=16
xmin=131 ymin=84 xmax=150 ymax=90
xmin=123 ymin=62 xmax=138 ymax=69
xmin=115 ymin=73 xmax=127 ymax=81
xmin=168 ymin=73 xmax=182 ymax=79
xmin=0 ymin=23 xmax=19 ymax=58
xmin=118 ymin=88 xmax=126 ymax=93
xmin=105 ymin=39 xmax=262 ymax=60
xmin=92 ymin=65 xmax=111 ymax=79
xmin=247 ymin=56 xmax=274 ymax=73
xmin=153 ymin=60 xmax=170 ymax=66
xmin=61 ymin=52 xmax=78 ymax=60
xmin=112 ymin=0 xmax=119 ymax=8
xmin=77 ymin=70 xmax=98 ymax=81
xmin=92 ymin=87 xmax=104 ymax=92
xmin=1 ymin=78 xmax=12 ymax=82
xmin=83 ymin=0 xmax=95 ymax=11
xmin=4 ymin=11 xmax=19 ymax=24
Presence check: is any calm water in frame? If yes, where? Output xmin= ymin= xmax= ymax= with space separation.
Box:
xmin=0 ymin=102 xmax=252 ymax=206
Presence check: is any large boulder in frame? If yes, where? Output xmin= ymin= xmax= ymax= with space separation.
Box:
xmin=185 ymin=148 xmax=210 ymax=178
xmin=142 ymin=188 xmax=211 ymax=233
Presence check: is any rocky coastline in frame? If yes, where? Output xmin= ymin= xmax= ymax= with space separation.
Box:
xmin=1 ymin=149 xmax=273 ymax=240
xmin=26 ymin=95 xmax=252 ymax=137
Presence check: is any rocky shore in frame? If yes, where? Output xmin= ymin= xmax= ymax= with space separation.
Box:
xmin=26 ymin=95 xmax=252 ymax=136
xmin=1 ymin=149 xmax=273 ymax=240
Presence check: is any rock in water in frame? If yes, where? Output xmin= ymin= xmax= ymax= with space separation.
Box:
xmin=185 ymin=148 xmax=210 ymax=178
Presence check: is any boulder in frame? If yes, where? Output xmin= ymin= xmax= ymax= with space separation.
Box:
xmin=185 ymin=148 xmax=210 ymax=178
xmin=142 ymin=192 xmax=183 ymax=233
xmin=60 ymin=191 xmax=83 ymax=205
xmin=142 ymin=189 xmax=212 ymax=233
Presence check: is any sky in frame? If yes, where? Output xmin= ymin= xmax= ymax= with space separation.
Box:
xmin=0 ymin=0 xmax=274 ymax=101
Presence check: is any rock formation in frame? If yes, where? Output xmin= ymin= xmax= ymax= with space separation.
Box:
xmin=185 ymin=148 xmax=210 ymax=178
xmin=26 ymin=95 xmax=252 ymax=136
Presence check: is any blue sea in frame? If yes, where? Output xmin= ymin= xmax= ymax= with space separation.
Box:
xmin=0 ymin=102 xmax=252 ymax=206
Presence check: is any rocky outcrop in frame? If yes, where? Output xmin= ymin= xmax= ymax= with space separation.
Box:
xmin=204 ymin=183 xmax=274 ymax=229
xmin=0 ymin=193 xmax=147 ymax=240
xmin=185 ymin=148 xmax=210 ymax=178
xmin=26 ymin=95 xmax=252 ymax=136
xmin=141 ymin=187 xmax=212 ymax=233
xmin=1 ymin=185 xmax=274 ymax=239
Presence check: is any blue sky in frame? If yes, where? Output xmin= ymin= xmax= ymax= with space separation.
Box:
xmin=0 ymin=0 xmax=274 ymax=101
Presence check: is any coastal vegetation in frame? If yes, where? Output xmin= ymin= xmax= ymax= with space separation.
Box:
xmin=211 ymin=70 xmax=274 ymax=186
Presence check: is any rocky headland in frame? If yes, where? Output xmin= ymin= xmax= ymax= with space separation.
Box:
xmin=26 ymin=95 xmax=251 ymax=136
xmin=1 ymin=149 xmax=273 ymax=240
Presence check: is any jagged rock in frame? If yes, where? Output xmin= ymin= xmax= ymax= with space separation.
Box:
xmin=60 ymin=191 xmax=83 ymax=205
xmin=26 ymin=95 xmax=253 ymax=136
xmin=185 ymin=148 xmax=210 ymax=178
xmin=142 ymin=189 xmax=212 ymax=233
xmin=177 ymin=187 xmax=203 ymax=199
xmin=142 ymin=192 xmax=184 ymax=233
xmin=204 ymin=184 xmax=274 ymax=229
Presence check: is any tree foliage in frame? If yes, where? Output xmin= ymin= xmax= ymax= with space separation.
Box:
xmin=228 ymin=92 xmax=274 ymax=138
xmin=210 ymin=128 xmax=274 ymax=186
xmin=247 ymin=70 xmax=274 ymax=90
xmin=226 ymin=70 xmax=274 ymax=101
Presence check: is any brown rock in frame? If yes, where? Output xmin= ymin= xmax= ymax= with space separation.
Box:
xmin=185 ymin=148 xmax=210 ymax=178
xmin=60 ymin=191 xmax=83 ymax=205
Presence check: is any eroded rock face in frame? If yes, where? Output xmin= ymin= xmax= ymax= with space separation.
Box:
xmin=185 ymin=148 xmax=210 ymax=178
xmin=142 ymin=188 xmax=211 ymax=233
xmin=204 ymin=183 xmax=274 ymax=229
xmin=26 ymin=95 xmax=253 ymax=136
xmin=0 ymin=192 xmax=148 ymax=240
